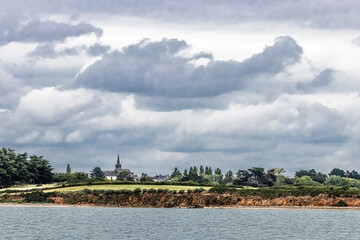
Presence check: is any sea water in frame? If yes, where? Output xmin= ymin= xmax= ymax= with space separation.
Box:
xmin=1 ymin=206 xmax=359 ymax=239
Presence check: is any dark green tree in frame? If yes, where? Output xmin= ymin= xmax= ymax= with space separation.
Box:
xmin=199 ymin=165 xmax=204 ymax=175
xmin=90 ymin=167 xmax=105 ymax=179
xmin=205 ymin=166 xmax=212 ymax=175
xmin=234 ymin=170 xmax=250 ymax=186
xmin=171 ymin=167 xmax=182 ymax=178
xmin=183 ymin=169 xmax=188 ymax=177
xmin=347 ymin=170 xmax=360 ymax=180
xmin=329 ymin=168 xmax=345 ymax=177
xmin=66 ymin=164 xmax=71 ymax=175
xmin=27 ymin=155 xmax=54 ymax=184
xmin=223 ymin=170 xmax=233 ymax=184
xmin=116 ymin=171 xmax=132 ymax=181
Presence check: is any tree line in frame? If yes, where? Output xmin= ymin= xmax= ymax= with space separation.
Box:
xmin=0 ymin=148 xmax=53 ymax=188
xmin=170 ymin=166 xmax=360 ymax=187
xmin=3 ymin=147 xmax=360 ymax=188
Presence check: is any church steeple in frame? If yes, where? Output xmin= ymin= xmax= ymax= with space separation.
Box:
xmin=115 ymin=153 xmax=122 ymax=170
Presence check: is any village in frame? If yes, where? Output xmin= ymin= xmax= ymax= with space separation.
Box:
xmin=89 ymin=154 xmax=170 ymax=183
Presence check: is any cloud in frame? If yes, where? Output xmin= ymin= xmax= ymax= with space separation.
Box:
xmin=0 ymin=68 xmax=25 ymax=109
xmin=297 ymin=68 xmax=335 ymax=91
xmin=74 ymin=36 xmax=302 ymax=97
xmin=28 ymin=43 xmax=111 ymax=59
xmin=3 ymin=0 xmax=360 ymax=30
xmin=0 ymin=20 xmax=103 ymax=46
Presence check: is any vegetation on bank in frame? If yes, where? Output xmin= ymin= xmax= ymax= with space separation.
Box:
xmin=3 ymin=147 xmax=360 ymax=199
xmin=43 ymin=184 xmax=211 ymax=193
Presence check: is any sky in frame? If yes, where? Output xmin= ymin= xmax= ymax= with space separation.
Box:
xmin=1 ymin=0 xmax=360 ymax=176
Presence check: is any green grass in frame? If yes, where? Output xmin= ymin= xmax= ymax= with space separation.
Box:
xmin=0 ymin=184 xmax=57 ymax=192
xmin=44 ymin=184 xmax=211 ymax=193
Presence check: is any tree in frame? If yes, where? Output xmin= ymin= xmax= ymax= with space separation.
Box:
xmin=294 ymin=176 xmax=320 ymax=186
xmin=171 ymin=167 xmax=182 ymax=179
xmin=116 ymin=171 xmax=132 ymax=181
xmin=248 ymin=167 xmax=266 ymax=187
xmin=234 ymin=170 xmax=250 ymax=186
xmin=295 ymin=169 xmax=327 ymax=183
xmin=66 ymin=164 xmax=71 ymax=175
xmin=183 ymin=169 xmax=188 ymax=178
xmin=264 ymin=169 xmax=277 ymax=186
xmin=312 ymin=172 xmax=327 ymax=184
xmin=329 ymin=168 xmax=345 ymax=177
xmin=27 ymin=155 xmax=54 ymax=184
xmin=140 ymin=175 xmax=154 ymax=182
xmin=199 ymin=165 xmax=204 ymax=175
xmin=347 ymin=170 xmax=360 ymax=180
xmin=214 ymin=168 xmax=222 ymax=175
xmin=223 ymin=170 xmax=233 ymax=185
xmin=90 ymin=167 xmax=105 ymax=179
xmin=205 ymin=166 xmax=212 ymax=175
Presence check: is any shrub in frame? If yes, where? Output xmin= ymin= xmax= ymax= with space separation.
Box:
xmin=133 ymin=188 xmax=141 ymax=195
xmin=333 ymin=199 xmax=348 ymax=207
xmin=142 ymin=189 xmax=148 ymax=193
xmin=157 ymin=189 xmax=163 ymax=193
xmin=198 ymin=188 xmax=205 ymax=192
xmin=162 ymin=189 xmax=169 ymax=193
xmin=83 ymin=188 xmax=92 ymax=194
xmin=24 ymin=191 xmax=53 ymax=203
xmin=179 ymin=190 xmax=185 ymax=194
xmin=187 ymin=189 xmax=193 ymax=194
xmin=294 ymin=176 xmax=320 ymax=186
xmin=172 ymin=190 xmax=177 ymax=194
xmin=148 ymin=188 xmax=156 ymax=193
xmin=209 ymin=186 xmax=238 ymax=194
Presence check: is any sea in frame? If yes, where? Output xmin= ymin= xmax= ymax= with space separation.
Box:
xmin=1 ymin=206 xmax=359 ymax=239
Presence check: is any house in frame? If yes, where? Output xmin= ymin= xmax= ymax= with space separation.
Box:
xmin=103 ymin=154 xmax=133 ymax=180
xmin=152 ymin=174 xmax=170 ymax=182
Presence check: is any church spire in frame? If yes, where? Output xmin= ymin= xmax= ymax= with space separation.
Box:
xmin=115 ymin=153 xmax=122 ymax=171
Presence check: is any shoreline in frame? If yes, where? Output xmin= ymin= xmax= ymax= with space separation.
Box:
xmin=2 ymin=202 xmax=360 ymax=210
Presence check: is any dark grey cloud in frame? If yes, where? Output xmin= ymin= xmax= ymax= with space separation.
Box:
xmin=296 ymin=68 xmax=335 ymax=91
xmin=28 ymin=43 xmax=111 ymax=59
xmin=0 ymin=20 xmax=102 ymax=46
xmin=3 ymin=0 xmax=360 ymax=30
xmin=74 ymin=36 xmax=302 ymax=97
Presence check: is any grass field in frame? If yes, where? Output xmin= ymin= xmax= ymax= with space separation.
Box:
xmin=0 ymin=184 xmax=57 ymax=192
xmin=44 ymin=184 xmax=211 ymax=193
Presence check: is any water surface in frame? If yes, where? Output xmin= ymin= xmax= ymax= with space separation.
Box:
xmin=1 ymin=206 xmax=359 ymax=239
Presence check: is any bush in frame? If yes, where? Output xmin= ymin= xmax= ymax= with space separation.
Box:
xmin=172 ymin=190 xmax=177 ymax=194
xmin=142 ymin=189 xmax=148 ymax=193
xmin=198 ymin=187 xmax=205 ymax=192
xmin=333 ymin=199 xmax=348 ymax=207
xmin=209 ymin=186 xmax=239 ymax=194
xmin=294 ymin=176 xmax=320 ymax=186
xmin=162 ymin=188 xmax=169 ymax=193
xmin=133 ymin=188 xmax=141 ymax=195
xmin=148 ymin=188 xmax=156 ymax=193
xmin=157 ymin=189 xmax=163 ymax=193
xmin=83 ymin=188 xmax=92 ymax=194
xmin=178 ymin=190 xmax=185 ymax=194
xmin=187 ymin=189 xmax=192 ymax=194
xmin=24 ymin=191 xmax=53 ymax=203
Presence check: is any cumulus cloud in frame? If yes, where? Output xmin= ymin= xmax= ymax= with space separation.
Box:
xmin=74 ymin=36 xmax=302 ymax=97
xmin=0 ymin=20 xmax=102 ymax=46
xmin=297 ymin=68 xmax=335 ymax=91
xmin=0 ymin=68 xmax=25 ymax=109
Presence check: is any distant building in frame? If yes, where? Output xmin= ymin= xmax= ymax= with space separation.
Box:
xmin=152 ymin=174 xmax=170 ymax=182
xmin=103 ymin=154 xmax=133 ymax=180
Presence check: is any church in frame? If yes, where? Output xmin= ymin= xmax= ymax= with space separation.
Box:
xmin=103 ymin=154 xmax=133 ymax=180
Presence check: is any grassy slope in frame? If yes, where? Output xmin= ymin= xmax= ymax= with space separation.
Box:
xmin=44 ymin=184 xmax=211 ymax=193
